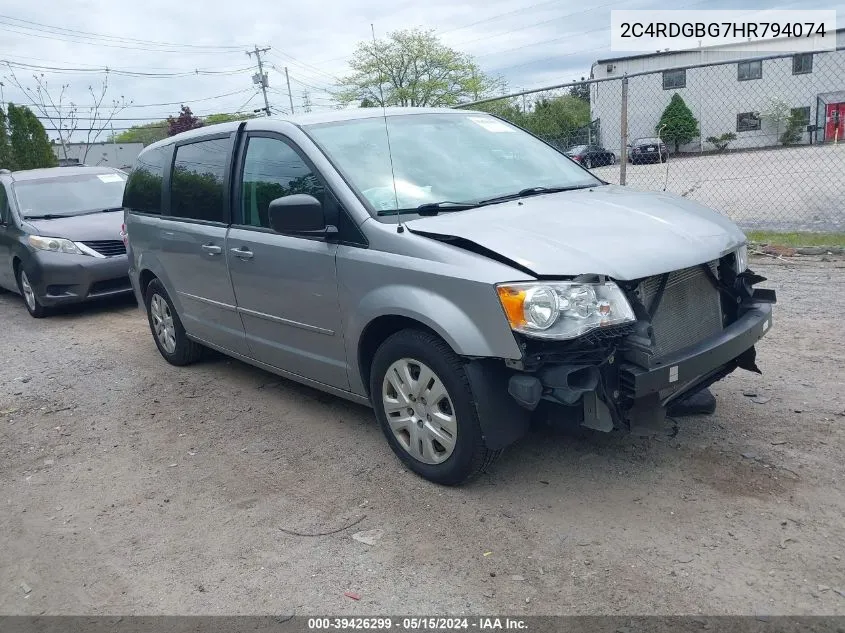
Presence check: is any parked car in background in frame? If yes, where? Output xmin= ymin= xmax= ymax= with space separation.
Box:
xmin=0 ymin=166 xmax=131 ymax=317
xmin=629 ymin=137 xmax=668 ymax=164
xmin=564 ymin=144 xmax=617 ymax=168
xmin=125 ymin=108 xmax=774 ymax=486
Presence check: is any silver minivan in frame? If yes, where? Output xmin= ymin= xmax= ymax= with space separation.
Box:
xmin=124 ymin=108 xmax=775 ymax=485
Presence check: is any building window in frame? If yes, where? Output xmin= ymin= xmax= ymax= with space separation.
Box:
xmin=791 ymin=106 xmax=811 ymax=127
xmin=736 ymin=112 xmax=761 ymax=132
xmin=662 ymin=69 xmax=686 ymax=90
xmin=737 ymin=60 xmax=762 ymax=81
xmin=792 ymin=53 xmax=813 ymax=75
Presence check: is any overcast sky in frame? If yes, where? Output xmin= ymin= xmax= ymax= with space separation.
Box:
xmin=1 ymin=0 xmax=842 ymax=139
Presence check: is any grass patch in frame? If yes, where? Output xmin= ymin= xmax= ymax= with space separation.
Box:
xmin=746 ymin=231 xmax=845 ymax=247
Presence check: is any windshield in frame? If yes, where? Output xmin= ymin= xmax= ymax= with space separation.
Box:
xmin=304 ymin=112 xmax=601 ymax=214
xmin=13 ymin=172 xmax=127 ymax=218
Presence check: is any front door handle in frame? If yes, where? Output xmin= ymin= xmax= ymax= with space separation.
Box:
xmin=230 ymin=247 xmax=254 ymax=260
xmin=201 ymin=243 xmax=222 ymax=255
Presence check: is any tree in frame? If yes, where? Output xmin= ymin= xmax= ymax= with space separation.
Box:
xmin=167 ymin=105 xmax=202 ymax=137
xmin=705 ymin=132 xmax=737 ymax=152
xmin=4 ymin=69 xmax=130 ymax=162
xmin=4 ymin=103 xmax=57 ymax=170
xmin=202 ymin=112 xmax=255 ymax=125
xmin=761 ymin=98 xmax=791 ymax=145
xmin=525 ymin=95 xmax=590 ymax=142
xmin=0 ymin=107 xmax=12 ymax=170
xmin=656 ymin=93 xmax=699 ymax=152
xmin=112 ymin=121 xmax=168 ymax=145
xmin=336 ymin=29 xmax=504 ymax=108
xmin=569 ymin=77 xmax=590 ymax=103
xmin=780 ymin=111 xmax=805 ymax=145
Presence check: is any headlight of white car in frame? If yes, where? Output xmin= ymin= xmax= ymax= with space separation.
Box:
xmin=496 ymin=281 xmax=636 ymax=340
xmin=28 ymin=235 xmax=83 ymax=255
xmin=734 ymin=243 xmax=748 ymax=273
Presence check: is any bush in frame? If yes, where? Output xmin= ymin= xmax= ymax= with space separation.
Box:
xmin=780 ymin=113 xmax=804 ymax=145
xmin=705 ymin=132 xmax=737 ymax=152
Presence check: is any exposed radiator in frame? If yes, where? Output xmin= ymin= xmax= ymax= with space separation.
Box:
xmin=636 ymin=261 xmax=723 ymax=358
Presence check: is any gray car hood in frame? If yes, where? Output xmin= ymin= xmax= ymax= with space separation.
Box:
xmin=23 ymin=210 xmax=124 ymax=242
xmin=405 ymin=185 xmax=746 ymax=280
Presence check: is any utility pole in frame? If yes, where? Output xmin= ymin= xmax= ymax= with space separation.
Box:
xmin=284 ymin=67 xmax=295 ymax=114
xmin=246 ymin=45 xmax=272 ymax=116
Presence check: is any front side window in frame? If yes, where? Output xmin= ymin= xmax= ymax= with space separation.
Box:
xmin=305 ymin=112 xmax=601 ymax=214
xmin=792 ymin=53 xmax=813 ymax=75
xmin=124 ymin=146 xmax=169 ymax=214
xmin=0 ymin=185 xmax=9 ymax=224
xmin=12 ymin=172 xmax=127 ymax=218
xmin=663 ymin=69 xmax=686 ymax=90
xmin=737 ymin=112 xmax=761 ymax=132
xmin=170 ymin=138 xmax=229 ymax=223
xmin=239 ymin=136 xmax=324 ymax=229
xmin=737 ymin=60 xmax=762 ymax=81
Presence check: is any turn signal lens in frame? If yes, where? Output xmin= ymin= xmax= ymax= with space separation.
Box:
xmin=496 ymin=286 xmax=526 ymax=328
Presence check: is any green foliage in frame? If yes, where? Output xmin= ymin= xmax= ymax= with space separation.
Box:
xmin=113 ymin=122 xmax=169 ymax=146
xmin=473 ymin=94 xmax=591 ymax=146
xmin=705 ymin=132 xmax=737 ymax=152
xmin=336 ymin=29 xmax=504 ymax=107
xmin=761 ymin=98 xmax=791 ymax=141
xmin=3 ymin=103 xmax=57 ymax=170
xmin=569 ymin=78 xmax=590 ymax=103
xmin=656 ymin=93 xmax=699 ymax=152
xmin=780 ymin=112 xmax=805 ymax=145
xmin=0 ymin=107 xmax=12 ymax=170
xmin=203 ymin=112 xmax=256 ymax=125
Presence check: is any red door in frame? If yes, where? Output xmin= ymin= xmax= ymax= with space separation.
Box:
xmin=826 ymin=103 xmax=845 ymax=141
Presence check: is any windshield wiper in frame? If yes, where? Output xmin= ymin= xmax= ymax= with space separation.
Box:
xmin=25 ymin=214 xmax=70 ymax=220
xmin=476 ymin=184 xmax=596 ymax=206
xmin=376 ymin=201 xmax=477 ymax=217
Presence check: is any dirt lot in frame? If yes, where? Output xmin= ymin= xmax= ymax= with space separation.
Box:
xmin=1 ymin=255 xmax=844 ymax=616
xmin=593 ymin=144 xmax=845 ymax=232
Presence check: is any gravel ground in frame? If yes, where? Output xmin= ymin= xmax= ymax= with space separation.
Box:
xmin=592 ymin=144 xmax=845 ymax=232
xmin=1 ymin=255 xmax=844 ymax=616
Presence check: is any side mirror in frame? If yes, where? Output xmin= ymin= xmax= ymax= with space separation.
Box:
xmin=268 ymin=194 xmax=337 ymax=239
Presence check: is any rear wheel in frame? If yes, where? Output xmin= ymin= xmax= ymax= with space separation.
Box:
xmin=16 ymin=267 xmax=48 ymax=318
xmin=370 ymin=329 xmax=499 ymax=485
xmin=144 ymin=278 xmax=202 ymax=366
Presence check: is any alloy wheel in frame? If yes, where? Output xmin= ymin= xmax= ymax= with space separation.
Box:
xmin=150 ymin=293 xmax=177 ymax=354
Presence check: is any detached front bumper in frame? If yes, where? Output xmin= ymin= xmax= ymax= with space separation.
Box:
xmin=26 ymin=251 xmax=133 ymax=306
xmin=620 ymin=302 xmax=772 ymax=399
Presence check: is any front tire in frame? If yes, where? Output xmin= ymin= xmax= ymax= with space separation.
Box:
xmin=16 ymin=267 xmax=48 ymax=318
xmin=144 ymin=278 xmax=203 ymax=366
xmin=370 ymin=329 xmax=499 ymax=485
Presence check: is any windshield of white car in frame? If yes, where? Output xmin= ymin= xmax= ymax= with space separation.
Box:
xmin=304 ymin=112 xmax=601 ymax=215
xmin=14 ymin=173 xmax=128 ymax=218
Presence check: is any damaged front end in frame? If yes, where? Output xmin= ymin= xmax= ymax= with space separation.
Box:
xmin=470 ymin=251 xmax=776 ymax=446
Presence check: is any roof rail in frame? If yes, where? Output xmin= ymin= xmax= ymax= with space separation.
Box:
xmin=0 ymin=168 xmax=11 ymax=174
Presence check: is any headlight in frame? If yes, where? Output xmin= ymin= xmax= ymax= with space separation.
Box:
xmin=734 ymin=243 xmax=748 ymax=273
xmin=496 ymin=281 xmax=636 ymax=340
xmin=28 ymin=235 xmax=83 ymax=255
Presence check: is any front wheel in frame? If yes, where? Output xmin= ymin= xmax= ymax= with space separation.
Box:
xmin=17 ymin=267 xmax=48 ymax=318
xmin=370 ymin=329 xmax=499 ymax=485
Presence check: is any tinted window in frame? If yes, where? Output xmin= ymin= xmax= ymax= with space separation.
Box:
xmin=0 ymin=185 xmax=9 ymax=224
xmin=792 ymin=53 xmax=813 ymax=75
xmin=13 ymin=172 xmax=127 ymax=218
xmin=124 ymin=146 xmax=169 ymax=214
xmin=240 ymin=136 xmax=325 ymax=229
xmin=737 ymin=112 xmax=761 ymax=132
xmin=663 ymin=69 xmax=686 ymax=89
xmin=738 ymin=60 xmax=762 ymax=81
xmin=170 ymin=138 xmax=229 ymax=223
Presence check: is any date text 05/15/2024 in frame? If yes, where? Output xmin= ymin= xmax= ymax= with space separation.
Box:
xmin=307 ymin=617 xmax=528 ymax=630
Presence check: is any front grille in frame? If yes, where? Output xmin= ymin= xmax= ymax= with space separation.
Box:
xmin=82 ymin=240 xmax=126 ymax=257
xmin=636 ymin=261 xmax=723 ymax=358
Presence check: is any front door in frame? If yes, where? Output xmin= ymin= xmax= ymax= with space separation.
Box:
xmin=226 ymin=133 xmax=348 ymax=389
xmin=826 ymin=103 xmax=844 ymax=142
xmin=158 ymin=135 xmax=248 ymax=355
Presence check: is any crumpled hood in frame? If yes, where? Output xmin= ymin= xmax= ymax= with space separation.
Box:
xmin=23 ymin=210 xmax=124 ymax=242
xmin=405 ymin=185 xmax=746 ymax=280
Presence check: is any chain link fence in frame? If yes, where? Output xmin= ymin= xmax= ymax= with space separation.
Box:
xmin=460 ymin=49 xmax=845 ymax=233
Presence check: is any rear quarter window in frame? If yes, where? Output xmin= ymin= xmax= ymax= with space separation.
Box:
xmin=124 ymin=146 xmax=170 ymax=214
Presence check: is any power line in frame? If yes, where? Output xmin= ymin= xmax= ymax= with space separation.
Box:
xmin=436 ymin=0 xmax=569 ymax=36
xmin=2 ymin=59 xmax=254 ymax=77
xmin=8 ymin=88 xmax=255 ymax=110
xmin=265 ymin=51 xmax=340 ymax=82
xmin=0 ymin=14 xmax=247 ymax=52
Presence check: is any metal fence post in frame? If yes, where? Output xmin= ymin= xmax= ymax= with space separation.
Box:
xmin=620 ymin=75 xmax=629 ymax=186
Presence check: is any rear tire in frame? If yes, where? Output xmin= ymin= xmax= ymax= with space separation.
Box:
xmin=144 ymin=278 xmax=203 ymax=366
xmin=16 ymin=267 xmax=48 ymax=318
xmin=370 ymin=329 xmax=499 ymax=485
